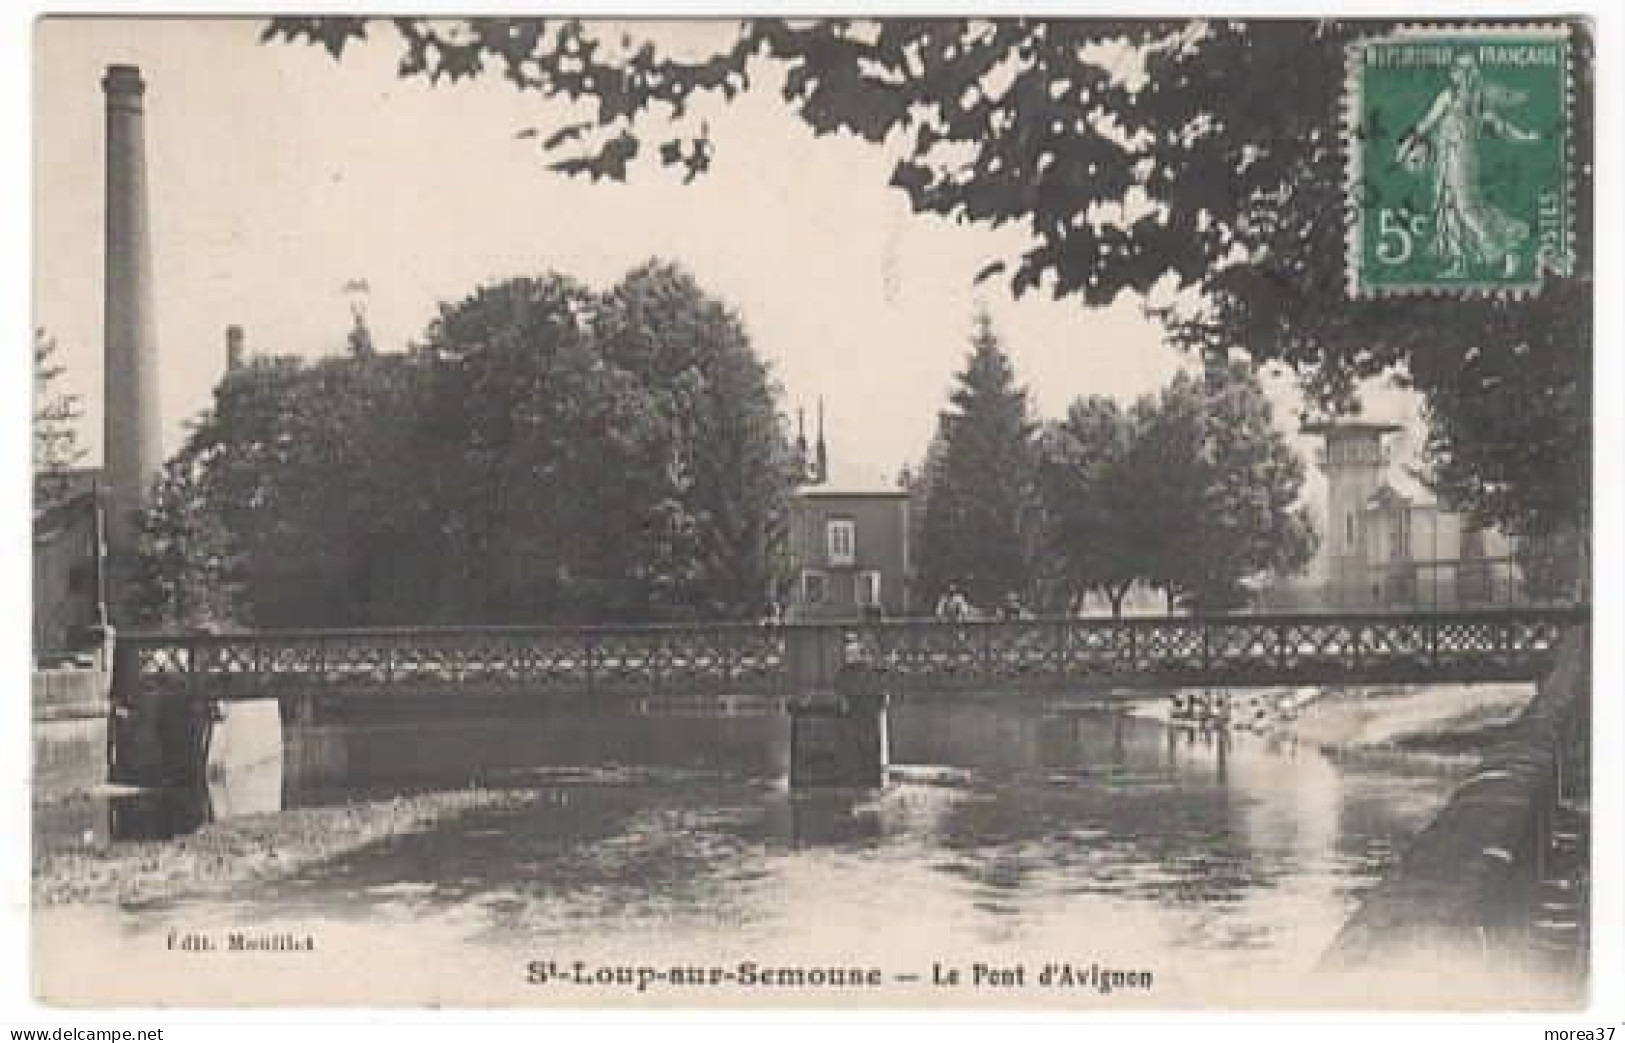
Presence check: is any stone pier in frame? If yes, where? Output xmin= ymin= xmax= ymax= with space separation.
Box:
xmin=785 ymin=627 xmax=891 ymax=789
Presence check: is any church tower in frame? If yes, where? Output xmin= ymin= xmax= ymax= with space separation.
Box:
xmin=791 ymin=406 xmax=810 ymax=484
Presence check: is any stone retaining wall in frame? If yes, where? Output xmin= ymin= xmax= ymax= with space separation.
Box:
xmin=32 ymin=668 xmax=111 ymax=803
xmin=32 ymin=667 xmax=109 ymax=719
xmin=1321 ymin=625 xmax=1589 ymax=969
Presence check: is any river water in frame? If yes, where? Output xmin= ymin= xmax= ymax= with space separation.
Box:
xmin=37 ymin=695 xmax=1483 ymax=1006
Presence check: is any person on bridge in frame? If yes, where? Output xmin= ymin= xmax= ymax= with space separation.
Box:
xmin=936 ymin=585 xmax=971 ymax=622
xmin=998 ymin=592 xmax=1028 ymax=621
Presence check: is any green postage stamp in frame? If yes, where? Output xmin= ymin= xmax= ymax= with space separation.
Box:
xmin=1346 ymin=24 xmax=1573 ymax=297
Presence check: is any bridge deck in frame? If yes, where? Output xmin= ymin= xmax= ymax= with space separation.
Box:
xmin=120 ymin=608 xmax=1583 ymax=703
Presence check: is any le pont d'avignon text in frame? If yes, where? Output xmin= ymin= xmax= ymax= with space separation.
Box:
xmin=525 ymin=959 xmax=1154 ymax=995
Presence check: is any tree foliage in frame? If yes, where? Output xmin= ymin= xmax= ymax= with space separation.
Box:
xmin=1035 ymin=396 xmax=1141 ymax=616
xmin=917 ymin=310 xmax=1038 ymax=608
xmin=136 ymin=262 xmax=789 ymax=627
xmin=130 ymin=454 xmax=240 ymax=628
xmin=418 ymin=272 xmax=643 ymax=622
xmin=143 ymin=352 xmax=430 ymax=627
xmin=1140 ymin=364 xmax=1316 ymax=612
xmin=33 ymin=328 xmax=85 ymax=513
xmin=596 ymin=262 xmax=792 ymax=618
xmin=1038 ymin=362 xmax=1315 ymax=615
xmin=264 ymin=16 xmax=1593 ymax=545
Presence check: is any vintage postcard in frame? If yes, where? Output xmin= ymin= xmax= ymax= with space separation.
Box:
xmin=29 ymin=15 xmax=1594 ymax=1009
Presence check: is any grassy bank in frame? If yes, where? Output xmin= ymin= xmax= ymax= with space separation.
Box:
xmin=34 ymin=787 xmax=527 ymax=907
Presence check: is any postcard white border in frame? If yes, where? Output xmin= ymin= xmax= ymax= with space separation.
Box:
xmin=3 ymin=0 xmax=1620 ymax=1039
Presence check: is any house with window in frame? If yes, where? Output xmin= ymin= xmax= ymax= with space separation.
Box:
xmin=1362 ymin=472 xmax=1514 ymax=607
xmin=1289 ymin=420 xmax=1520 ymax=609
xmin=787 ymin=482 xmax=911 ymax=621
xmin=783 ymin=409 xmax=911 ymax=621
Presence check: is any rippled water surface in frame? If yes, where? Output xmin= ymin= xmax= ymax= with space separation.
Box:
xmin=64 ymin=696 xmax=1469 ymax=1001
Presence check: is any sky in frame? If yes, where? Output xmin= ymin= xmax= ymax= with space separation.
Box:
xmin=34 ymin=16 xmax=1422 ymax=493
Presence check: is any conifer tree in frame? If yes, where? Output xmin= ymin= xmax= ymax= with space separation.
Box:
xmin=917 ymin=310 xmax=1038 ymax=610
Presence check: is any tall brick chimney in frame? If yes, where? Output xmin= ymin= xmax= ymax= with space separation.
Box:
xmin=226 ymin=324 xmax=245 ymax=371
xmin=102 ymin=64 xmax=161 ymax=623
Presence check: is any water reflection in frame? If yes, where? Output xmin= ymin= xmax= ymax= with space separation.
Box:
xmin=284 ymin=707 xmax=790 ymax=796
xmin=108 ymin=785 xmax=214 ymax=842
xmin=778 ymin=790 xmax=888 ymax=849
xmin=128 ymin=697 xmax=1309 ymax=831
xmin=208 ymin=701 xmax=283 ymax=818
xmin=118 ymin=702 xmax=283 ymax=842
xmin=42 ymin=692 xmax=1466 ymax=979
xmin=227 ymin=705 xmax=1433 ymax=958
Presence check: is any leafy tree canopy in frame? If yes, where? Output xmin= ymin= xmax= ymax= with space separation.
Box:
xmin=1036 ymin=396 xmax=1141 ymax=616
xmin=265 ymin=17 xmax=1593 ymax=542
xmin=137 ymin=261 xmax=789 ymax=628
xmin=595 ymin=261 xmax=793 ymax=617
xmin=1039 ymin=361 xmax=1315 ymax=615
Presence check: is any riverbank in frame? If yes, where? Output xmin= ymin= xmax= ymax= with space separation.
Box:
xmin=1320 ymin=629 xmax=1589 ymax=998
xmin=33 ymin=786 xmax=527 ymax=907
xmin=1288 ymin=682 xmax=1536 ymax=764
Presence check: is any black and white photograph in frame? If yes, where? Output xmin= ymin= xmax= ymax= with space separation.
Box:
xmin=22 ymin=11 xmax=1600 ymax=1012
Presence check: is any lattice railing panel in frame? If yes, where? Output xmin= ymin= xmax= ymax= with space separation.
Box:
xmin=1438 ymin=621 xmax=1503 ymax=652
xmin=123 ymin=609 xmax=1585 ymax=700
xmin=1130 ymin=622 xmax=1204 ymax=675
xmin=728 ymin=628 xmax=784 ymax=690
xmin=872 ymin=624 xmax=982 ymax=682
xmin=1061 ymin=625 xmax=1134 ymax=677
xmin=590 ymin=632 xmax=660 ymax=690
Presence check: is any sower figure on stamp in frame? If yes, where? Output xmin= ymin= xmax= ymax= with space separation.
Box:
xmin=1396 ymin=52 xmax=1541 ymax=280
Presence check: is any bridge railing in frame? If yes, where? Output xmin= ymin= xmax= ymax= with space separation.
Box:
xmin=117 ymin=606 xmax=1585 ymax=701
xmin=119 ymin=621 xmax=791 ymax=701
xmin=853 ymin=608 xmax=1577 ymax=690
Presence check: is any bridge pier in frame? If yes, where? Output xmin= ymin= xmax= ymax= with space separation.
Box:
xmin=278 ymin=690 xmax=350 ymax=793
xmin=786 ymin=627 xmax=889 ymax=789
xmin=107 ymin=641 xmax=214 ymax=789
xmin=108 ymin=694 xmax=213 ymax=789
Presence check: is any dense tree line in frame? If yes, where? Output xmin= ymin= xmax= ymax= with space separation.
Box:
xmin=917 ymin=316 xmax=1314 ymax=617
xmin=134 ymin=261 xmax=792 ymax=628
xmin=266 ymin=17 xmax=1592 ymax=578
